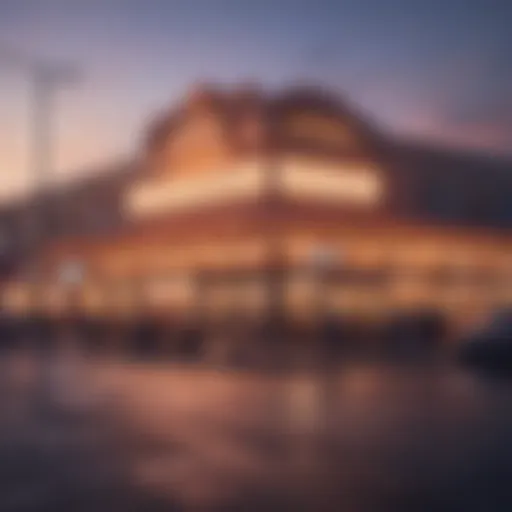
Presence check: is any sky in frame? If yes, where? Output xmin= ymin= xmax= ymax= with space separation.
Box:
xmin=0 ymin=0 xmax=511 ymax=200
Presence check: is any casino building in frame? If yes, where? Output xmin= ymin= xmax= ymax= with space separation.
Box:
xmin=2 ymin=83 xmax=512 ymax=340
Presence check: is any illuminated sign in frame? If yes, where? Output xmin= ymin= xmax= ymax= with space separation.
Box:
xmin=125 ymin=159 xmax=384 ymax=219
xmin=125 ymin=162 xmax=264 ymax=219
xmin=282 ymin=160 xmax=383 ymax=206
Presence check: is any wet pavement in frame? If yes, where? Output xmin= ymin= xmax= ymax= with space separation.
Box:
xmin=1 ymin=350 xmax=512 ymax=511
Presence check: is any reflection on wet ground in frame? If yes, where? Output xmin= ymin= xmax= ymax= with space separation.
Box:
xmin=1 ymin=350 xmax=512 ymax=511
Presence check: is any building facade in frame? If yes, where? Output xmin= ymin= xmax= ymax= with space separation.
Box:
xmin=2 ymin=84 xmax=512 ymax=337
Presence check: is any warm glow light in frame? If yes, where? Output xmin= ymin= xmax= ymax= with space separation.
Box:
xmin=282 ymin=160 xmax=383 ymax=206
xmin=125 ymin=161 xmax=264 ymax=218
xmin=126 ymin=158 xmax=384 ymax=219
xmin=42 ymin=285 xmax=69 ymax=313
xmin=97 ymin=240 xmax=266 ymax=278
xmin=145 ymin=276 xmax=194 ymax=308
xmin=2 ymin=282 xmax=31 ymax=312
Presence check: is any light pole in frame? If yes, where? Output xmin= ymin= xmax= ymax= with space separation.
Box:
xmin=0 ymin=45 xmax=79 ymax=314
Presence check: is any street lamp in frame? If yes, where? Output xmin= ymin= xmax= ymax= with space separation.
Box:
xmin=0 ymin=44 xmax=80 ymax=311
xmin=0 ymin=45 xmax=79 ymax=190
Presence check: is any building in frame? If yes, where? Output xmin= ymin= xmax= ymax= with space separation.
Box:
xmin=2 ymin=83 xmax=512 ymax=340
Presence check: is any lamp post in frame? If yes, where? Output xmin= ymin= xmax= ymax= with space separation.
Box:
xmin=0 ymin=45 xmax=79 ymax=315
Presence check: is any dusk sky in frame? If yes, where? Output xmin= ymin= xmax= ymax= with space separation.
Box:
xmin=1 ymin=0 xmax=511 ymax=200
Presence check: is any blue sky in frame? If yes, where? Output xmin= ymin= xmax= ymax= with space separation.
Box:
xmin=0 ymin=0 xmax=511 ymax=198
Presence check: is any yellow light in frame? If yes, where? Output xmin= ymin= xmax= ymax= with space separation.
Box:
xmin=282 ymin=160 xmax=383 ymax=206
xmin=125 ymin=161 xmax=263 ymax=218
xmin=125 ymin=158 xmax=384 ymax=219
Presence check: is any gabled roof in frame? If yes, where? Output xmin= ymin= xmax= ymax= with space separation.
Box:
xmin=143 ymin=83 xmax=390 ymax=161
